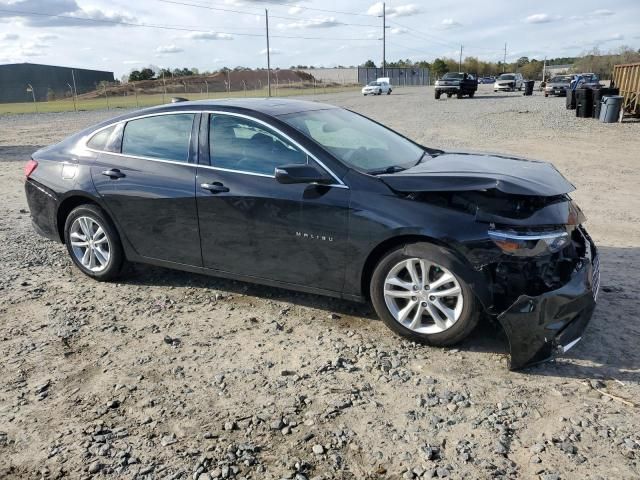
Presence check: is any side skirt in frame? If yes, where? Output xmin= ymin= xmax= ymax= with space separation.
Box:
xmin=125 ymin=253 xmax=365 ymax=303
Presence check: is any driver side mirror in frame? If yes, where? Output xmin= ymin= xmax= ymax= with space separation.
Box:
xmin=275 ymin=164 xmax=333 ymax=185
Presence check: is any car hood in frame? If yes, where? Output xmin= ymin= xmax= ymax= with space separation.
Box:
xmin=379 ymin=152 xmax=575 ymax=196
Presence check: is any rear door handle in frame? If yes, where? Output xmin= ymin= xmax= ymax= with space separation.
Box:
xmin=201 ymin=182 xmax=229 ymax=193
xmin=102 ymin=168 xmax=126 ymax=179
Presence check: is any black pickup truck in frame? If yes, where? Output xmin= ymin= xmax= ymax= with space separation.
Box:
xmin=434 ymin=72 xmax=478 ymax=99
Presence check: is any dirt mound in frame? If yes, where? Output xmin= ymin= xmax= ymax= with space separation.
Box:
xmin=79 ymin=69 xmax=318 ymax=99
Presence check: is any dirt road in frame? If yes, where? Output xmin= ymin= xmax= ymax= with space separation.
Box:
xmin=1 ymin=87 xmax=639 ymax=479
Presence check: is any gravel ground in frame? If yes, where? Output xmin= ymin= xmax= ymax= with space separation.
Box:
xmin=1 ymin=86 xmax=639 ymax=480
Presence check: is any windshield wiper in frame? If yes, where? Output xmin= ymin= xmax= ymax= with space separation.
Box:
xmin=368 ymin=165 xmax=407 ymax=175
xmin=414 ymin=150 xmax=428 ymax=166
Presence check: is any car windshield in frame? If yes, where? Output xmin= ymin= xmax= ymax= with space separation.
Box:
xmin=551 ymin=76 xmax=572 ymax=83
xmin=279 ymin=108 xmax=425 ymax=174
xmin=368 ymin=81 xmax=380 ymax=86
xmin=442 ymin=73 xmax=463 ymax=80
xmin=498 ymin=74 xmax=515 ymax=80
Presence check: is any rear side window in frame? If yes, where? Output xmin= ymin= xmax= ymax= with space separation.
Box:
xmin=122 ymin=114 xmax=195 ymax=162
xmin=87 ymin=126 xmax=115 ymax=151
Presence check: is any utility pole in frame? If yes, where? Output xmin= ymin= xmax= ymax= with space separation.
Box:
xmin=459 ymin=45 xmax=463 ymax=72
xmin=542 ymin=56 xmax=547 ymax=82
xmin=71 ymin=69 xmax=78 ymax=112
xmin=161 ymin=70 xmax=167 ymax=103
xmin=503 ymin=43 xmax=507 ymax=72
xmin=67 ymin=82 xmax=77 ymax=111
xmin=382 ymin=2 xmax=386 ymax=76
xmin=265 ymin=8 xmax=271 ymax=97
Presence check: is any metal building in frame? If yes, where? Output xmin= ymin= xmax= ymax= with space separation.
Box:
xmin=0 ymin=62 xmax=114 ymax=103
xmin=358 ymin=67 xmax=430 ymax=86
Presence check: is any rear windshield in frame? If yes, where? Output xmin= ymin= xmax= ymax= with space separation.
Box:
xmin=442 ymin=73 xmax=463 ymax=80
xmin=498 ymin=74 xmax=515 ymax=80
xmin=551 ymin=76 xmax=572 ymax=82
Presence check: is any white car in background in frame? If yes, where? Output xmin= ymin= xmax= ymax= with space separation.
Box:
xmin=362 ymin=77 xmax=392 ymax=96
xmin=494 ymin=73 xmax=524 ymax=92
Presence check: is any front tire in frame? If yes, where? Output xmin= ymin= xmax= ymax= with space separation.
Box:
xmin=63 ymin=204 xmax=125 ymax=281
xmin=435 ymin=90 xmax=441 ymax=99
xmin=370 ymin=244 xmax=479 ymax=346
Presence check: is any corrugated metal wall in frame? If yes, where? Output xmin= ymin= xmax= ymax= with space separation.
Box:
xmin=358 ymin=67 xmax=430 ymax=86
xmin=0 ymin=63 xmax=114 ymax=103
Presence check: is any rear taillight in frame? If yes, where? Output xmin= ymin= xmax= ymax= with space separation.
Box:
xmin=24 ymin=159 xmax=38 ymax=178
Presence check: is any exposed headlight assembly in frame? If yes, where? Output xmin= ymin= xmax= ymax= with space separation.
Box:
xmin=488 ymin=229 xmax=570 ymax=256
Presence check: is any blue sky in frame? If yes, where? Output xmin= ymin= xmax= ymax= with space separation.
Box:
xmin=0 ymin=0 xmax=638 ymax=77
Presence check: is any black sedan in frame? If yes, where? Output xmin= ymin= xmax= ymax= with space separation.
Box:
xmin=24 ymin=99 xmax=599 ymax=369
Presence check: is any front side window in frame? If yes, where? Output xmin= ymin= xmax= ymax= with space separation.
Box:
xmin=279 ymin=108 xmax=424 ymax=174
xmin=209 ymin=115 xmax=307 ymax=176
xmin=121 ymin=114 xmax=195 ymax=162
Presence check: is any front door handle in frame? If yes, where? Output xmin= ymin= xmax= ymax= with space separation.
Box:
xmin=102 ymin=168 xmax=126 ymax=179
xmin=201 ymin=182 xmax=229 ymax=194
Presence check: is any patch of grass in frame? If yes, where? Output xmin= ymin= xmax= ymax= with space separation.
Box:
xmin=0 ymin=86 xmax=361 ymax=115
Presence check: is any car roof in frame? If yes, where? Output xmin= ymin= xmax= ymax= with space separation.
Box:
xmin=121 ymin=98 xmax=336 ymax=120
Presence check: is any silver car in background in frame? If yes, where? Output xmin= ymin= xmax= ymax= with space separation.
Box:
xmin=544 ymin=75 xmax=573 ymax=97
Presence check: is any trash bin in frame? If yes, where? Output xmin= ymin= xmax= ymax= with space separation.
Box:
xmin=575 ymin=88 xmax=593 ymax=118
xmin=592 ymin=88 xmax=619 ymax=119
xmin=599 ymin=95 xmax=624 ymax=123
xmin=523 ymin=80 xmax=535 ymax=96
xmin=565 ymin=88 xmax=576 ymax=109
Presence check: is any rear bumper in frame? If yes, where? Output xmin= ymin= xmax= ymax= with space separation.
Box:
xmin=25 ymin=178 xmax=60 ymax=242
xmin=496 ymin=231 xmax=599 ymax=370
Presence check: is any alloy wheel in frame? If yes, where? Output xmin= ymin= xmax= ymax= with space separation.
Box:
xmin=69 ymin=216 xmax=111 ymax=272
xmin=383 ymin=258 xmax=464 ymax=334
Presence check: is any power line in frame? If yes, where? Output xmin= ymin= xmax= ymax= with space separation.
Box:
xmin=388 ymin=19 xmax=505 ymax=55
xmin=0 ymin=8 xmax=376 ymax=41
xmin=156 ymin=0 xmax=379 ymax=27
xmin=170 ymin=0 xmax=374 ymax=17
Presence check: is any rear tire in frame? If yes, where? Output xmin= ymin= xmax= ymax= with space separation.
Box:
xmin=370 ymin=243 xmax=479 ymax=346
xmin=387 ymin=89 xmax=392 ymax=95
xmin=63 ymin=204 xmax=125 ymax=281
xmin=456 ymin=91 xmax=463 ymax=99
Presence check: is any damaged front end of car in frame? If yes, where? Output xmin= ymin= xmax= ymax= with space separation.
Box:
xmin=381 ymin=153 xmax=600 ymax=369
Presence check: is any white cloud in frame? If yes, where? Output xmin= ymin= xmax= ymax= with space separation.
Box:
xmin=367 ymin=2 xmax=420 ymax=18
xmin=278 ymin=17 xmax=342 ymax=29
xmin=0 ymin=33 xmax=19 ymax=40
xmin=185 ymin=31 xmax=233 ymax=40
xmin=156 ymin=44 xmax=183 ymax=54
xmin=259 ymin=47 xmax=281 ymax=55
xmin=390 ymin=27 xmax=408 ymax=35
xmin=288 ymin=5 xmax=303 ymax=15
xmin=36 ymin=33 xmax=58 ymax=41
xmin=0 ymin=0 xmax=136 ymax=27
xmin=440 ymin=18 xmax=461 ymax=29
xmin=599 ymin=33 xmax=625 ymax=43
xmin=592 ymin=9 xmax=614 ymax=16
xmin=123 ymin=60 xmax=142 ymax=65
xmin=525 ymin=13 xmax=561 ymax=24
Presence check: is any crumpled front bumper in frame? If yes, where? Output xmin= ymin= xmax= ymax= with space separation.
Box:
xmin=496 ymin=232 xmax=600 ymax=370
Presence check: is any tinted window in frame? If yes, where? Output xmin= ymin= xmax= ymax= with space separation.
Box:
xmin=209 ymin=115 xmax=307 ymax=176
xmin=122 ymin=114 xmax=195 ymax=162
xmin=87 ymin=126 xmax=115 ymax=151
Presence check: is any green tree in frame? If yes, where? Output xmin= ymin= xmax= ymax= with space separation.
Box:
xmin=516 ymin=56 xmax=530 ymax=67
xmin=363 ymin=59 xmax=376 ymax=68
xmin=431 ymin=58 xmax=448 ymax=77
xmin=128 ymin=70 xmax=141 ymax=82
xmin=139 ymin=68 xmax=155 ymax=80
